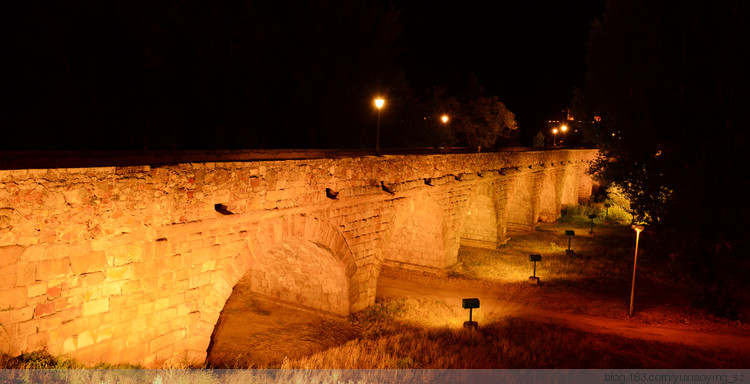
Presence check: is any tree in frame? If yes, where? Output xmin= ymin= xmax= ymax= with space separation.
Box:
xmin=575 ymin=0 xmax=750 ymax=316
xmin=453 ymin=95 xmax=518 ymax=150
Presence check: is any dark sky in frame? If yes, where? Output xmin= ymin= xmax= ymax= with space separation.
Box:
xmin=1 ymin=1 xmax=607 ymax=150
xmin=393 ymin=1 xmax=607 ymax=142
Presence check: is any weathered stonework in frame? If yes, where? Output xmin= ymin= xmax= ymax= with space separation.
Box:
xmin=0 ymin=149 xmax=597 ymax=367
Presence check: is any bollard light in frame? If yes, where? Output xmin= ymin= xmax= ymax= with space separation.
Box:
xmin=588 ymin=214 xmax=597 ymax=235
xmin=462 ymin=298 xmax=480 ymax=329
xmin=529 ymin=254 xmax=542 ymax=284
xmin=565 ymin=230 xmax=575 ymax=255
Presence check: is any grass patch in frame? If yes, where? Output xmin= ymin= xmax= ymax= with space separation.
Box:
xmin=276 ymin=298 xmax=748 ymax=369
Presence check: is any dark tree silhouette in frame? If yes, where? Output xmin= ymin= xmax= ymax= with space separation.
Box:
xmin=575 ymin=0 xmax=750 ymax=316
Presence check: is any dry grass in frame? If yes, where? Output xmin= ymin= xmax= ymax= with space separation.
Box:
xmin=272 ymin=297 xmax=748 ymax=369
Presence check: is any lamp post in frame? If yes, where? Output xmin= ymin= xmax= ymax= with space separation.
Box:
xmin=560 ymin=124 xmax=568 ymax=146
xmin=374 ymin=98 xmax=385 ymax=155
xmin=441 ymin=114 xmax=449 ymax=124
xmin=629 ymin=225 xmax=644 ymax=316
xmin=552 ymin=128 xmax=558 ymax=147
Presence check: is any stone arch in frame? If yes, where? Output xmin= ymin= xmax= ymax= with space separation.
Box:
xmin=459 ymin=182 xmax=502 ymax=248
xmin=507 ymin=173 xmax=535 ymax=231
xmin=538 ymin=168 xmax=565 ymax=223
xmin=378 ymin=194 xmax=454 ymax=271
xmin=184 ymin=214 xmax=357 ymax=365
xmin=561 ymin=166 xmax=580 ymax=206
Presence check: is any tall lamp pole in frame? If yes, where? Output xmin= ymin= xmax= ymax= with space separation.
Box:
xmin=629 ymin=225 xmax=644 ymax=316
xmin=560 ymin=124 xmax=568 ymax=147
xmin=375 ymin=98 xmax=385 ymax=155
xmin=552 ymin=128 xmax=558 ymax=147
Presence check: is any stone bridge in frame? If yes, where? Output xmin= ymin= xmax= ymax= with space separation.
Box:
xmin=0 ymin=149 xmax=597 ymax=367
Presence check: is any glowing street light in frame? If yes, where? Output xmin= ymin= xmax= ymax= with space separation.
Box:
xmin=552 ymin=128 xmax=558 ymax=147
xmin=441 ymin=114 xmax=449 ymax=124
xmin=375 ymin=98 xmax=385 ymax=155
xmin=560 ymin=125 xmax=568 ymax=146
xmin=629 ymin=225 xmax=644 ymax=316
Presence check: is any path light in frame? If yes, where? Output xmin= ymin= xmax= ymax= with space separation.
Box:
xmin=374 ymin=98 xmax=385 ymax=155
xmin=462 ymin=298 xmax=480 ymax=330
xmin=564 ymin=230 xmax=575 ymax=255
xmin=529 ymin=254 xmax=542 ymax=284
xmin=560 ymin=125 xmax=568 ymax=146
xmin=629 ymin=225 xmax=644 ymax=316
xmin=588 ymin=214 xmax=597 ymax=236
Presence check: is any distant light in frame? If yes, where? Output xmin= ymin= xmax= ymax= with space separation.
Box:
xmin=441 ymin=115 xmax=449 ymax=123
xmin=553 ymin=128 xmax=558 ymax=134
xmin=612 ymin=133 xmax=616 ymax=137
xmin=561 ymin=125 xmax=568 ymax=132
xmin=375 ymin=98 xmax=385 ymax=109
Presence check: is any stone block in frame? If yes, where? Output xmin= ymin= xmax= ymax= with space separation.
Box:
xmin=70 ymin=251 xmax=107 ymax=275
xmin=82 ymin=298 xmax=109 ymax=316
xmin=0 ymin=286 xmax=27 ymax=309
xmin=77 ymin=330 xmax=94 ymax=349
xmin=102 ymin=281 xmax=123 ymax=296
xmin=188 ymin=272 xmax=210 ymax=290
xmin=34 ymin=301 xmax=56 ymax=318
xmin=20 ymin=245 xmax=46 ymax=262
xmin=62 ymin=336 xmax=77 ymax=353
xmin=37 ymin=257 xmax=71 ymax=280
xmin=0 ymin=245 xmax=24 ymax=267
xmin=27 ymin=331 xmax=47 ymax=351
xmin=82 ymin=271 xmax=106 ymax=287
xmin=0 ymin=264 xmax=17 ymax=291
xmin=27 ymin=283 xmax=47 ymax=298
xmin=149 ymin=329 xmax=186 ymax=354
xmin=106 ymin=265 xmax=132 ymax=281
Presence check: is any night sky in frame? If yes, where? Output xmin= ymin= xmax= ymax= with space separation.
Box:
xmin=393 ymin=0 xmax=607 ymax=143
xmin=1 ymin=1 xmax=606 ymax=150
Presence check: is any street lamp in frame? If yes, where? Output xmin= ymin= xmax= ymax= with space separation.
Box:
xmin=375 ymin=98 xmax=385 ymax=155
xmin=441 ymin=114 xmax=449 ymax=124
xmin=552 ymin=128 xmax=558 ymax=147
xmin=629 ymin=225 xmax=644 ymax=316
xmin=560 ymin=125 xmax=568 ymax=146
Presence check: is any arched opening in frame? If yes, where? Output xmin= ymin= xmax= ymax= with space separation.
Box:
xmin=186 ymin=215 xmax=358 ymax=367
xmin=242 ymin=237 xmax=349 ymax=314
xmin=381 ymin=195 xmax=453 ymax=270
xmin=538 ymin=170 xmax=563 ymax=223
xmin=507 ymin=174 xmax=535 ymax=231
xmin=460 ymin=194 xmax=499 ymax=249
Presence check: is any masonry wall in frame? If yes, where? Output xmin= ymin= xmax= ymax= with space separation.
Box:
xmin=0 ymin=149 xmax=597 ymax=367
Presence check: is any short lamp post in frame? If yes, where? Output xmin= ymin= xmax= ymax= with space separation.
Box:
xmin=588 ymin=214 xmax=597 ymax=236
xmin=529 ymin=254 xmax=542 ymax=284
xmin=462 ymin=298 xmax=480 ymax=330
xmin=565 ymin=230 xmax=575 ymax=255
xmin=374 ymin=98 xmax=385 ymax=155
xmin=629 ymin=225 xmax=644 ymax=316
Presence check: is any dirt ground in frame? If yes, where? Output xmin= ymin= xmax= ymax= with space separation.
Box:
xmin=207 ymin=224 xmax=750 ymax=368
xmin=206 ymin=283 xmax=360 ymax=368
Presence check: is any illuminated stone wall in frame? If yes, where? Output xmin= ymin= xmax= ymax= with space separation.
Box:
xmin=0 ymin=149 xmax=597 ymax=367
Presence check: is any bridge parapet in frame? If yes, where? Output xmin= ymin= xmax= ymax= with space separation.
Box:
xmin=0 ymin=149 xmax=597 ymax=367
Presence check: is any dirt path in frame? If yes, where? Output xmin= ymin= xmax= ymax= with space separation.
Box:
xmin=377 ymin=276 xmax=750 ymax=353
